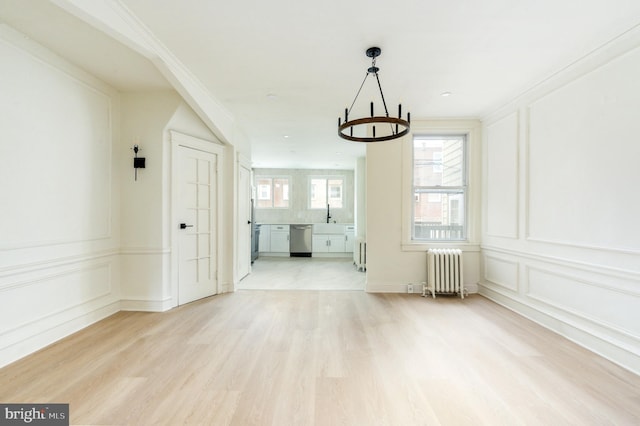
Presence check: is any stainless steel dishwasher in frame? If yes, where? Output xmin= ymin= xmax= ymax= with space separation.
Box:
xmin=289 ymin=224 xmax=312 ymax=257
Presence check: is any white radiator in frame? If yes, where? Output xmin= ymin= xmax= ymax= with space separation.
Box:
xmin=423 ymin=249 xmax=465 ymax=299
xmin=354 ymin=238 xmax=367 ymax=271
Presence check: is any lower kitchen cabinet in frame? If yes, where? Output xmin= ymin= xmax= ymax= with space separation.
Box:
xmin=312 ymin=234 xmax=345 ymax=253
xmin=258 ymin=224 xmax=271 ymax=252
xmin=270 ymin=225 xmax=290 ymax=253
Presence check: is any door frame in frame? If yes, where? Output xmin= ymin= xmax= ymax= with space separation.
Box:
xmin=170 ymin=130 xmax=224 ymax=307
xmin=235 ymin=153 xmax=252 ymax=284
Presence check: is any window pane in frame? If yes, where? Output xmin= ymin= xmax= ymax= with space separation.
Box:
xmin=413 ymin=191 xmax=465 ymax=240
xmin=256 ymin=178 xmax=272 ymax=208
xmin=413 ymin=137 xmax=464 ymax=187
xmin=255 ymin=176 xmax=290 ymax=208
xmin=328 ymin=178 xmax=343 ymax=208
xmin=310 ymin=178 xmax=327 ymax=209
xmin=273 ymin=178 xmax=289 ymax=208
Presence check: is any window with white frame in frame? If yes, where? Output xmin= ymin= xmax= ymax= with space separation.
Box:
xmin=412 ymin=135 xmax=466 ymax=241
xmin=255 ymin=176 xmax=289 ymax=208
xmin=309 ymin=177 xmax=343 ymax=209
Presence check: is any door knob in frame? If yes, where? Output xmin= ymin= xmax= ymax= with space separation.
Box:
xmin=247 ymin=220 xmax=252 ymax=224
xmin=179 ymin=223 xmax=194 ymax=229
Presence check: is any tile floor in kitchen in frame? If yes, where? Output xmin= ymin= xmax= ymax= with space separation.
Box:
xmin=238 ymin=257 xmax=365 ymax=291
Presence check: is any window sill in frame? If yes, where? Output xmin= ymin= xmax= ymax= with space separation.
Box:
xmin=401 ymin=242 xmax=481 ymax=252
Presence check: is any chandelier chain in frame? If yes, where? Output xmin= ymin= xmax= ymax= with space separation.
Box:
xmin=348 ymin=72 xmax=370 ymax=116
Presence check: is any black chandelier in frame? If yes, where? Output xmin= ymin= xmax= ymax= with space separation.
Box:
xmin=338 ymin=47 xmax=410 ymax=143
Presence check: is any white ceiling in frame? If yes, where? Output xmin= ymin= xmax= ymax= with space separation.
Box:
xmin=2 ymin=0 xmax=640 ymax=169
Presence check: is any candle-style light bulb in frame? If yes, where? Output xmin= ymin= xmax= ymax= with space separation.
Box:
xmin=373 ymin=125 xmax=376 ymax=138
xmin=345 ymin=108 xmax=348 ymax=122
xmin=398 ymin=104 xmax=402 ymax=118
xmin=370 ymin=102 xmax=374 ymax=117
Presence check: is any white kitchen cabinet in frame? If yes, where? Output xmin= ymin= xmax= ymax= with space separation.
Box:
xmin=345 ymin=225 xmax=355 ymax=253
xmin=312 ymin=235 xmax=328 ymax=253
xmin=312 ymin=234 xmax=346 ymax=253
xmin=258 ymin=224 xmax=270 ymax=252
xmin=270 ymin=225 xmax=290 ymax=253
xmin=328 ymin=235 xmax=346 ymax=252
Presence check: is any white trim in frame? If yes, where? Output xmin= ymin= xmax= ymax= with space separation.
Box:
xmin=0 ymin=27 xmax=115 ymax=251
xmin=524 ymin=236 xmax=640 ymax=256
xmin=481 ymin=244 xmax=640 ymax=281
xmin=478 ymin=285 xmax=640 ymax=376
xmin=235 ymin=153 xmax=253 ymax=285
xmin=170 ymin=130 xmax=224 ymax=307
xmin=481 ymin=22 xmax=640 ymax=124
xmin=253 ymin=174 xmax=292 ymax=209
xmin=483 ymin=111 xmax=520 ymax=239
xmin=307 ymin=175 xmax=346 ymax=210
xmin=0 ymin=249 xmax=118 ymax=277
xmin=0 ymin=300 xmax=120 ymax=369
xmin=401 ymin=243 xmax=481 ymax=252
xmin=54 ymin=0 xmax=236 ymax=145
xmin=401 ymin=120 xmax=482 ymax=248
xmin=120 ymin=298 xmax=173 ymax=312
xmin=367 ymin=280 xmax=479 ymax=294
xmin=119 ymin=247 xmax=171 ymax=255
xmin=483 ymin=254 xmax=520 ymax=293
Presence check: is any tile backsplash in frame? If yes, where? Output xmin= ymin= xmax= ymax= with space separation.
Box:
xmin=253 ymin=168 xmax=354 ymax=224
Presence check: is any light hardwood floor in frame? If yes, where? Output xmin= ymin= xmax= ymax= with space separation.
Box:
xmin=2 ymin=292 xmax=639 ymax=425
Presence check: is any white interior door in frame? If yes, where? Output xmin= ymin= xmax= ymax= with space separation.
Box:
xmin=237 ymin=162 xmax=252 ymax=280
xmin=177 ymin=145 xmax=219 ymax=305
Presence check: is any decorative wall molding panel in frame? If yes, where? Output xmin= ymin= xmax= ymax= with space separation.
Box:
xmin=0 ymin=36 xmax=113 ymax=250
xmin=483 ymin=254 xmax=519 ymax=293
xmin=481 ymin=30 xmax=640 ymax=375
xmin=485 ymin=111 xmax=519 ymax=239
xmin=0 ymin=28 xmax=120 ymax=369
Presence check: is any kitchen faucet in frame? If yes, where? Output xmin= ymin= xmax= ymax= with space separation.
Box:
xmin=326 ymin=203 xmax=331 ymax=223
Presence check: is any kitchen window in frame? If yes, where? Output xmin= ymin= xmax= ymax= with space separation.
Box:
xmin=412 ymin=135 xmax=467 ymax=241
xmin=255 ymin=176 xmax=289 ymax=208
xmin=309 ymin=177 xmax=343 ymax=209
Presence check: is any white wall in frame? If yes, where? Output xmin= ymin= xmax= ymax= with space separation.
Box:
xmin=480 ymin=27 xmax=640 ymax=374
xmin=355 ymin=157 xmax=367 ymax=240
xmin=365 ymin=120 xmax=482 ymax=293
xmin=0 ymin=24 xmax=241 ymax=367
xmin=0 ymin=26 xmax=122 ymax=367
xmin=118 ymin=91 xmax=180 ymax=311
xmin=119 ymin=92 xmax=228 ymax=310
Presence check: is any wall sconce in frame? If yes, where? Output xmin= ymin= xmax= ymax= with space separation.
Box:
xmin=133 ymin=144 xmax=145 ymax=181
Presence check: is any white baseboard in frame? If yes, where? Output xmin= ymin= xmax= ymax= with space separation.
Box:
xmin=479 ymin=283 xmax=640 ymax=376
xmin=0 ymin=301 xmax=120 ymax=369
xmin=120 ymin=298 xmax=174 ymax=312
xmin=366 ymin=281 xmax=478 ymax=294
xmin=310 ymin=253 xmax=352 ymax=258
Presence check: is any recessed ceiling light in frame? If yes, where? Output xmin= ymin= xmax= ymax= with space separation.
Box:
xmin=283 ymin=135 xmax=289 ymax=139
xmin=335 ymin=152 xmax=342 ymax=155
xmin=441 ymin=91 xmax=452 ymax=97
xmin=266 ymin=93 xmax=278 ymax=100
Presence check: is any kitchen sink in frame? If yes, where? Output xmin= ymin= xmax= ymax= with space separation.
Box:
xmin=313 ymin=223 xmax=346 ymax=234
